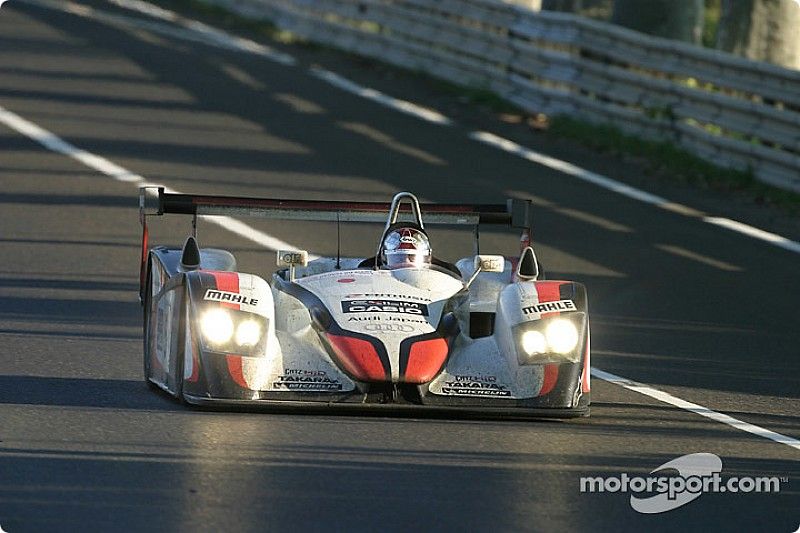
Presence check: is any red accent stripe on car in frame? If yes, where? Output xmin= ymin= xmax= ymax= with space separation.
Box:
xmin=226 ymin=355 xmax=248 ymax=389
xmin=405 ymin=338 xmax=449 ymax=383
xmin=209 ymin=271 xmax=240 ymax=310
xmin=539 ymin=363 xmax=559 ymax=396
xmin=533 ymin=281 xmax=566 ymax=318
xmin=326 ymin=334 xmax=386 ymax=381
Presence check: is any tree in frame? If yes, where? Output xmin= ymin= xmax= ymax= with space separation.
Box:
xmin=715 ymin=0 xmax=800 ymax=69
xmin=611 ymin=0 xmax=705 ymax=44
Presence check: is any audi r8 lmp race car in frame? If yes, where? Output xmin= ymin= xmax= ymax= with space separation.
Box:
xmin=139 ymin=188 xmax=591 ymax=417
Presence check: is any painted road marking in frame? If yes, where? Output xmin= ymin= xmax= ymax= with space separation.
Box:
xmin=310 ymin=67 xmax=452 ymax=126
xmin=655 ymin=243 xmax=743 ymax=272
xmin=703 ymin=216 xmax=800 ymax=255
xmin=1 ymin=105 xmax=797 ymax=452
xmin=592 ymin=368 xmax=800 ymax=452
xmin=0 ymin=106 xmax=304 ymax=255
xmin=470 ymin=130 xmax=800 ymax=256
xmin=21 ymin=0 xmax=296 ymax=65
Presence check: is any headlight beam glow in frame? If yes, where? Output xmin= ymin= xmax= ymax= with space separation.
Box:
xmin=201 ymin=308 xmax=234 ymax=345
xmin=235 ymin=319 xmax=262 ymax=347
xmin=544 ymin=318 xmax=579 ymax=354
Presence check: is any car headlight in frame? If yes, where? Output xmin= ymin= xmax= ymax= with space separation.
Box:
xmin=201 ymin=308 xmax=235 ymax=345
xmin=235 ymin=319 xmax=262 ymax=347
xmin=515 ymin=313 xmax=584 ymax=362
xmin=545 ymin=318 xmax=579 ymax=354
xmin=199 ymin=308 xmax=266 ymax=354
xmin=521 ymin=330 xmax=547 ymax=355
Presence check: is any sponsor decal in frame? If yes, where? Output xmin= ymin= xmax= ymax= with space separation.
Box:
xmin=580 ymin=453 xmax=787 ymax=514
xmin=346 ymin=293 xmax=430 ymax=302
xmin=387 ymin=316 xmax=428 ymax=324
xmin=273 ymin=369 xmax=342 ymax=391
xmin=441 ymin=374 xmax=511 ymax=397
xmin=314 ymin=270 xmax=377 ymax=280
xmin=364 ymin=323 xmax=415 ymax=333
xmin=348 ymin=316 xmax=382 ymax=322
xmin=522 ymin=299 xmax=576 ymax=315
xmin=204 ymin=289 xmax=258 ymax=307
xmin=342 ymin=299 xmax=429 ymax=316
xmin=347 ymin=315 xmax=428 ymax=324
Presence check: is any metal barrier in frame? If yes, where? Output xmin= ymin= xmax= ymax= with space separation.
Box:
xmin=209 ymin=0 xmax=800 ymax=193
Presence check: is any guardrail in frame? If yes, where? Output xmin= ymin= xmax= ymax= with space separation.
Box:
xmin=208 ymin=0 xmax=800 ymax=193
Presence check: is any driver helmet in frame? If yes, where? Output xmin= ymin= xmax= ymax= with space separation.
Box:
xmin=382 ymin=227 xmax=432 ymax=269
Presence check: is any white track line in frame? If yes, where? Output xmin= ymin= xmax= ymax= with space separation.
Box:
xmin=310 ymin=67 xmax=452 ymax=126
xmin=703 ymin=217 xmax=800 ymax=255
xmin=4 ymin=4 xmax=799 ymax=452
xmin=21 ymin=0 xmax=296 ymax=65
xmin=470 ymin=131 xmax=667 ymax=205
xmin=592 ymin=368 xmax=800 ymax=451
xmin=0 ymin=105 xmax=300 ymax=253
xmin=469 ymin=131 xmax=800 ymax=256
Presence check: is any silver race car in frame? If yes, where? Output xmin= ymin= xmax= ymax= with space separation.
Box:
xmin=139 ymin=188 xmax=591 ymax=417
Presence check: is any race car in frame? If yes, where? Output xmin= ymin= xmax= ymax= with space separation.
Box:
xmin=139 ymin=188 xmax=591 ymax=417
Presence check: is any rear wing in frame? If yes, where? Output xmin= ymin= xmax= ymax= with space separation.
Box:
xmin=139 ymin=187 xmax=533 ymax=227
xmin=138 ymin=187 xmax=534 ymax=296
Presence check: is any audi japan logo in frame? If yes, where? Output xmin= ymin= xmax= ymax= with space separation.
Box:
xmin=364 ymin=323 xmax=414 ymax=333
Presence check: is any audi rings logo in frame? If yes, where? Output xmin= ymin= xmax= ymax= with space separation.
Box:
xmin=364 ymin=323 xmax=414 ymax=333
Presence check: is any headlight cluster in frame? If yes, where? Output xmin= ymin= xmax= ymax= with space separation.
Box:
xmin=515 ymin=314 xmax=584 ymax=363
xmin=199 ymin=308 xmax=266 ymax=354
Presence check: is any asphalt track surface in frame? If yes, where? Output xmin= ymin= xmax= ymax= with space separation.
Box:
xmin=0 ymin=1 xmax=798 ymax=531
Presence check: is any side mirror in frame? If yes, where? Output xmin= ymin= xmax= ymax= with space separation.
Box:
xmin=277 ymin=250 xmax=308 ymax=281
xmin=466 ymin=254 xmax=505 ymax=288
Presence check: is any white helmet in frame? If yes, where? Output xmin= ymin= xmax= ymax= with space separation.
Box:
xmin=382 ymin=227 xmax=432 ymax=269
